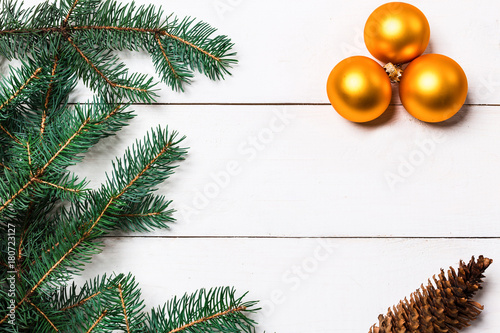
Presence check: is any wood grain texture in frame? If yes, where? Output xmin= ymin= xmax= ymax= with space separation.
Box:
xmin=10 ymin=0 xmax=498 ymax=331
xmin=77 ymin=237 xmax=499 ymax=333
xmin=72 ymin=104 xmax=500 ymax=237
xmin=20 ymin=0 xmax=500 ymax=104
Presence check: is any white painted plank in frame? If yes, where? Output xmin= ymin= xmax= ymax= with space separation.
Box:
xmin=72 ymin=104 xmax=500 ymax=237
xmin=77 ymin=237 xmax=500 ymax=332
xmin=5 ymin=0 xmax=499 ymax=331
xmin=12 ymin=0 xmax=500 ymax=104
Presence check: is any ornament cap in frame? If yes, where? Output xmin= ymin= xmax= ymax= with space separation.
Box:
xmin=383 ymin=62 xmax=403 ymax=83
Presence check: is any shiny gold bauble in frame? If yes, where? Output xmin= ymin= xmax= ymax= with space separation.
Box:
xmin=326 ymin=56 xmax=392 ymax=123
xmin=364 ymin=2 xmax=430 ymax=64
xmin=400 ymin=54 xmax=468 ymax=123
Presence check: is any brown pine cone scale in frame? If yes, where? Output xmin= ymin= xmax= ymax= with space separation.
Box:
xmin=369 ymin=256 xmax=492 ymax=333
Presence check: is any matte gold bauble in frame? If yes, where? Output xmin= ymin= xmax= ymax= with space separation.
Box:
xmin=326 ymin=56 xmax=392 ymax=123
xmin=399 ymin=54 xmax=468 ymax=123
xmin=364 ymin=2 xmax=430 ymax=64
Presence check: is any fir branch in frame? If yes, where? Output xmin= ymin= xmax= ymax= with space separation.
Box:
xmin=69 ymin=25 xmax=224 ymax=61
xmin=106 ymin=194 xmax=175 ymax=232
xmin=0 ymin=1 xmax=258 ymax=331
xmin=0 ymin=0 xmax=237 ymax=94
xmin=14 ymin=52 xmax=79 ymax=134
xmin=25 ymin=236 xmax=83 ymax=303
xmin=95 ymin=103 xmax=122 ymax=125
xmin=2 ymin=128 xmax=185 ymax=320
xmin=39 ymin=118 xmax=87 ymax=172
xmin=117 ymin=283 xmax=131 ymax=333
xmin=0 ymin=67 xmax=41 ymax=111
xmin=163 ymin=29 xmax=221 ymax=62
xmin=27 ymin=299 xmax=60 ymax=332
xmin=0 ymin=102 xmax=130 ymax=216
xmin=66 ymin=36 xmax=148 ymax=93
xmin=54 ymin=274 xmax=147 ymax=331
xmin=0 ymin=304 xmax=19 ymax=325
xmin=34 ymin=178 xmax=83 ymax=193
xmin=0 ymin=123 xmax=21 ymax=144
xmin=114 ymin=133 xmax=174 ymax=195
xmin=76 ymin=127 xmax=185 ymax=236
xmin=60 ymin=291 xmax=102 ymax=311
xmin=0 ymin=162 xmax=11 ymax=171
xmin=86 ymin=310 xmax=107 ymax=333
xmin=0 ymin=65 xmax=45 ymax=123
xmin=154 ymin=33 xmax=183 ymax=90
xmin=17 ymin=229 xmax=26 ymax=259
xmin=169 ymin=306 xmax=248 ymax=333
xmin=63 ymin=38 xmax=156 ymax=102
xmin=0 ymin=118 xmax=88 ymax=214
xmin=8 ymin=201 xmax=60 ymax=278
xmin=16 ymin=199 xmax=35 ymax=263
xmin=0 ymin=173 xmax=37 ymax=214
xmin=149 ymin=287 xmax=258 ymax=333
xmin=26 ymin=141 xmax=31 ymax=166
xmin=112 ymin=211 xmax=161 ymax=217
xmin=63 ymin=0 xmax=81 ymax=26
xmin=41 ymin=55 xmax=59 ymax=136
xmin=4 ymin=24 xmax=227 ymax=63
xmin=21 ymin=214 xmax=102 ymax=297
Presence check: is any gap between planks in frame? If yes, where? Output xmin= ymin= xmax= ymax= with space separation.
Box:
xmin=102 ymin=235 xmax=500 ymax=239
xmin=66 ymin=103 xmax=500 ymax=107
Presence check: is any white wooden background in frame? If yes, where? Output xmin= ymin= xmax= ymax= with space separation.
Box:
xmin=22 ymin=0 xmax=500 ymax=331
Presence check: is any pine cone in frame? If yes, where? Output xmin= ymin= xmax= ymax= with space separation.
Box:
xmin=369 ymin=255 xmax=493 ymax=333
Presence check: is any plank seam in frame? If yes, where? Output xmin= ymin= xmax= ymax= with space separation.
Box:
xmin=102 ymin=235 xmax=500 ymax=239
xmin=65 ymin=103 xmax=500 ymax=106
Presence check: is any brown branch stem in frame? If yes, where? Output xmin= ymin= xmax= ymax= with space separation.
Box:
xmin=27 ymin=141 xmax=32 ymax=170
xmin=0 ymin=162 xmax=11 ymax=171
xmin=118 ymin=283 xmax=131 ymax=333
xmin=110 ymin=211 xmax=162 ymax=218
xmin=17 ymin=200 xmax=35 ymax=268
xmin=168 ymin=306 xmax=247 ymax=333
xmin=1 ymin=140 xmax=173 ymax=323
xmin=0 ymin=124 xmax=22 ymax=145
xmin=86 ymin=310 xmax=107 ymax=333
xmin=0 ymin=119 xmax=88 ymax=214
xmin=60 ymin=291 xmax=102 ymax=311
xmin=95 ymin=104 xmax=121 ymax=125
xmin=155 ymin=34 xmax=180 ymax=79
xmin=63 ymin=0 xmax=80 ymax=26
xmin=0 ymin=25 xmax=221 ymax=61
xmin=66 ymin=36 xmax=147 ymax=92
xmin=27 ymin=299 xmax=59 ymax=332
xmin=41 ymin=55 xmax=59 ymax=136
xmin=34 ymin=179 xmax=82 ymax=193
xmin=0 ymin=176 xmax=37 ymax=213
xmin=0 ymin=67 xmax=41 ymax=113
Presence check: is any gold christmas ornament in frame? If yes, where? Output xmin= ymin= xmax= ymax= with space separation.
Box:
xmin=399 ymin=54 xmax=468 ymax=123
xmin=326 ymin=56 xmax=391 ymax=123
xmin=328 ymin=2 xmax=468 ymax=124
xmin=364 ymin=2 xmax=430 ymax=64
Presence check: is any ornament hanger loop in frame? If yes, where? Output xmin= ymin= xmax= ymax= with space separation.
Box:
xmin=383 ymin=62 xmax=403 ymax=83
